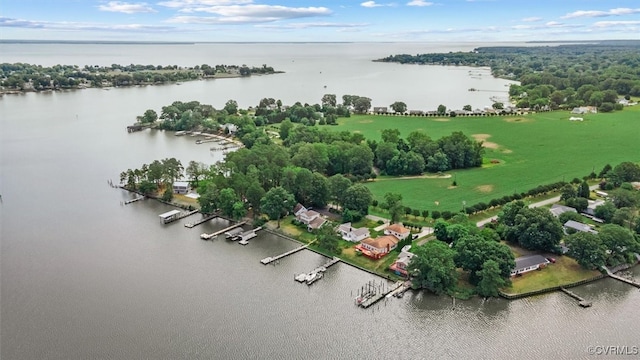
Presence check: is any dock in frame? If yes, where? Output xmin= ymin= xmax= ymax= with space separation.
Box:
xmin=261 ymin=244 xmax=310 ymax=265
xmin=184 ymin=214 xmax=218 ymax=228
xmin=560 ymin=287 xmax=592 ymax=307
xmin=238 ymin=227 xmax=263 ymax=245
xmin=159 ymin=209 xmax=198 ymax=224
xmin=355 ymin=280 xmax=402 ymax=308
xmin=199 ymin=221 xmax=247 ymax=240
xmin=386 ymin=281 xmax=412 ymax=298
xmin=293 ymin=257 xmax=341 ymax=285
xmin=123 ymin=196 xmax=145 ymax=205
xmin=604 ymin=269 xmax=640 ymax=288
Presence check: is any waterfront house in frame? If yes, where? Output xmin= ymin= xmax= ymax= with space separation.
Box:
xmin=384 ymin=223 xmax=410 ymax=240
xmin=563 ymin=220 xmax=598 ymax=235
xmin=356 ymin=235 xmax=400 ymax=259
xmin=389 ymin=246 xmax=415 ymax=277
xmin=373 ymin=107 xmax=388 ymax=114
xmin=337 ymin=222 xmax=370 ymax=242
xmin=549 ymin=204 xmax=577 ymax=218
xmin=511 ymin=255 xmax=550 ymax=276
xmin=173 ymin=181 xmax=190 ymax=194
xmin=295 ymin=205 xmax=327 ymax=231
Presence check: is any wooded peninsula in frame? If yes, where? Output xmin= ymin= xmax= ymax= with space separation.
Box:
xmin=0 ymin=62 xmax=281 ymax=93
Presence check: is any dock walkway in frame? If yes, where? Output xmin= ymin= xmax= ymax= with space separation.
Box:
xmin=200 ymin=221 xmax=247 ymax=240
xmin=560 ymin=287 xmax=591 ymax=307
xmin=123 ymin=196 xmax=145 ymax=205
xmin=184 ymin=214 xmax=218 ymax=228
xmin=602 ymin=266 xmax=640 ymax=288
xmin=356 ymin=281 xmax=404 ymax=308
xmin=164 ymin=210 xmax=199 ymax=224
xmin=261 ymin=244 xmax=310 ymax=264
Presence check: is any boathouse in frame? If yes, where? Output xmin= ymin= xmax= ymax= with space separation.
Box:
xmin=159 ymin=209 xmax=181 ymax=224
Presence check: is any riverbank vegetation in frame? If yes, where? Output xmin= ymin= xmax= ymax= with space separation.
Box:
xmin=0 ymin=62 xmax=280 ymax=92
xmin=377 ymin=40 xmax=640 ymax=112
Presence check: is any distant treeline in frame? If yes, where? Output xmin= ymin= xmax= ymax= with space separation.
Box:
xmin=378 ymin=42 xmax=640 ymax=111
xmin=0 ymin=62 xmax=279 ymax=91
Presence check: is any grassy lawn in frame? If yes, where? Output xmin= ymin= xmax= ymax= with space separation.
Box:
xmin=504 ymin=256 xmax=601 ymax=295
xmin=340 ymin=247 xmax=400 ymax=278
xmin=333 ymin=107 xmax=640 ymax=212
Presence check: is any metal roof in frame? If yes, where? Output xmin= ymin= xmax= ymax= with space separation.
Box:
xmin=159 ymin=209 xmax=181 ymax=219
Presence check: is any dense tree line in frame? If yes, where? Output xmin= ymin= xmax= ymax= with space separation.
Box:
xmin=0 ymin=62 xmax=279 ymax=91
xmin=378 ymin=41 xmax=640 ymax=112
xmin=120 ymin=158 xmax=184 ymax=201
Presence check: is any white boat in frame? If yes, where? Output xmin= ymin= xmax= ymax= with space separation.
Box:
xmin=306 ymin=272 xmax=323 ymax=285
xmin=294 ymin=273 xmax=307 ymax=282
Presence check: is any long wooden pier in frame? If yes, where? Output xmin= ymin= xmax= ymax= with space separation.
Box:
xmin=184 ymin=214 xmax=218 ymax=228
xmin=602 ymin=265 xmax=640 ymax=288
xmin=560 ymin=287 xmax=592 ymax=307
xmin=355 ymin=280 xmax=402 ymax=309
xmin=261 ymin=244 xmax=310 ymax=264
xmin=200 ymin=221 xmax=247 ymax=240
xmin=294 ymin=257 xmax=341 ymax=284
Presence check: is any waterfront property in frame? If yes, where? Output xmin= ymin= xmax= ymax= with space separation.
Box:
xmin=511 ymin=255 xmax=550 ymax=276
xmin=173 ymin=181 xmax=190 ymax=194
xmin=389 ymin=246 xmax=415 ymax=277
xmin=384 ymin=223 xmax=411 ymax=240
xmin=356 ymin=235 xmax=400 ymax=259
xmin=337 ymin=222 xmax=371 ymax=242
xmin=294 ymin=203 xmax=327 ymax=231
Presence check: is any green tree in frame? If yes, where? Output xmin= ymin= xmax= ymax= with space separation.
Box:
xmin=328 ymin=174 xmax=352 ymax=208
xmin=453 ymin=235 xmax=515 ymax=284
xmin=139 ymin=109 xmax=158 ymax=124
xmin=492 ymin=102 xmax=504 ymax=110
xmin=383 ymin=192 xmax=404 ymax=223
xmin=560 ymin=184 xmax=577 ymax=201
xmin=279 ymin=119 xmax=293 ymax=141
xmin=577 ymin=181 xmax=591 ymax=199
xmin=353 ymin=97 xmax=372 ymax=114
xmin=437 ymin=104 xmax=447 ymax=115
xmin=380 ymin=128 xmax=401 ymax=144
xmin=594 ymin=201 xmax=617 ymax=222
xmin=390 ymin=101 xmax=407 ymax=114
xmin=476 ymin=260 xmax=507 ymax=297
xmin=246 ymin=183 xmax=265 ymax=217
xmin=224 ymin=99 xmax=238 ymax=114
xmin=407 ymin=241 xmax=458 ymax=295
xmin=198 ymin=183 xmax=219 ymax=214
xmin=186 ymin=161 xmax=207 ymax=185
xmin=260 ymin=186 xmax=295 ymax=227
xmin=231 ymin=201 xmax=246 ymax=220
xmin=317 ymin=225 xmax=340 ymax=253
xmin=565 ymin=232 xmax=606 ymax=270
xmin=321 ymin=94 xmax=337 ymax=107
xmin=504 ymin=207 xmax=563 ymax=252
xmin=462 ymin=104 xmax=472 ymax=112
xmin=218 ymin=188 xmax=239 ymax=217
xmin=343 ymin=184 xmax=373 ymax=216
xmin=599 ymin=224 xmax=640 ymax=267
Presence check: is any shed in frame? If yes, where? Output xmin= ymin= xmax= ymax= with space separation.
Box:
xmin=159 ymin=209 xmax=181 ymax=224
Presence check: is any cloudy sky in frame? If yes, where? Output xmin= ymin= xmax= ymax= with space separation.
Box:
xmin=1 ymin=0 xmax=639 ymax=42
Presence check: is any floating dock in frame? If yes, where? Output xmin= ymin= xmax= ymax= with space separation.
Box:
xmin=199 ymin=221 xmax=247 ymax=240
xmin=355 ymin=280 xmax=402 ymax=308
xmin=123 ymin=196 xmax=145 ymax=205
xmin=184 ymin=214 xmax=218 ymax=228
xmin=261 ymin=244 xmax=310 ymax=264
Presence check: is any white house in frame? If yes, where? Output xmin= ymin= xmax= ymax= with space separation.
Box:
xmin=511 ymin=255 xmax=550 ymax=276
xmin=384 ymin=223 xmax=411 ymax=240
xmin=337 ymin=222 xmax=370 ymax=242
xmin=173 ymin=181 xmax=190 ymax=194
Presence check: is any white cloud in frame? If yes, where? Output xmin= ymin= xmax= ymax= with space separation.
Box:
xmin=166 ymin=5 xmax=331 ymax=24
xmin=256 ymin=22 xmax=368 ymax=29
xmin=158 ymin=0 xmax=253 ymax=8
xmin=361 ymin=1 xmax=383 ymax=7
xmin=98 ymin=1 xmax=157 ymax=14
xmin=592 ymin=20 xmax=640 ymax=28
xmin=407 ymin=0 xmax=433 ymax=6
xmin=521 ymin=17 xmax=542 ymax=22
xmin=0 ymin=17 xmax=173 ymax=31
xmin=562 ymin=7 xmax=640 ymax=19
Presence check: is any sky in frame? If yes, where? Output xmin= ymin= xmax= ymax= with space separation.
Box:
xmin=1 ymin=0 xmax=639 ymax=42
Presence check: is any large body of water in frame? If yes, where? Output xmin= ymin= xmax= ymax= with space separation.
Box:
xmin=1 ymin=43 xmax=639 ymax=359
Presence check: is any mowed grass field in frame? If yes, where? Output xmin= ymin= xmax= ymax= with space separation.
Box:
xmin=334 ymin=106 xmax=640 ymax=212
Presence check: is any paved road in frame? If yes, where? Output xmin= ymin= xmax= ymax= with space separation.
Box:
xmin=475 ymin=184 xmax=600 ymax=228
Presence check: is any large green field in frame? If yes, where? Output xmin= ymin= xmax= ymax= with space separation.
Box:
xmin=334 ymin=107 xmax=640 ymax=212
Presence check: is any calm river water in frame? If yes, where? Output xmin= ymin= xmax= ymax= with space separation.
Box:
xmin=1 ymin=43 xmax=639 ymax=359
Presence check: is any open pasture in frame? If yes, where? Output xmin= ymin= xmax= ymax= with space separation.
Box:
xmin=335 ymin=107 xmax=640 ymax=212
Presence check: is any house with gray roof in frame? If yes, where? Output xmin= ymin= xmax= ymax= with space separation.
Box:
xmin=563 ymin=220 xmax=598 ymax=234
xmin=511 ymin=255 xmax=550 ymax=276
xmin=337 ymin=222 xmax=370 ymax=242
xmin=549 ymin=204 xmax=577 ymax=218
